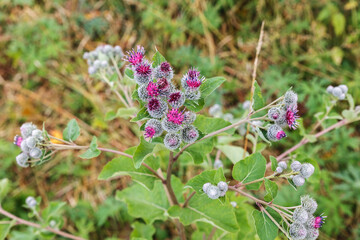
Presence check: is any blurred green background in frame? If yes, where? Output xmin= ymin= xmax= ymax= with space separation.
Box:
xmin=0 ymin=0 xmax=359 ymax=239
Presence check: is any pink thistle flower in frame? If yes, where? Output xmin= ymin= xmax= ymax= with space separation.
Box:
xmin=187 ymin=68 xmax=200 ymax=79
xmin=160 ymin=62 xmax=171 ymax=73
xmin=276 ymin=130 xmax=286 ymax=140
xmin=314 ymin=214 xmax=327 ymax=229
xmin=184 ymin=68 xmax=203 ymax=89
xmin=146 ymin=82 xmax=159 ymax=97
xmin=157 ymin=78 xmax=170 ymax=91
xmin=148 ymin=98 xmax=161 ymax=111
xmin=135 ymin=61 xmax=152 ymax=76
xmin=144 ymin=126 xmax=156 ymax=139
xmin=124 ymin=45 xmax=145 ymax=66
xmin=167 ymin=109 xmax=184 ymax=125
xmin=186 ymin=78 xmax=202 ymax=89
xmin=286 ymin=106 xmax=300 ymax=130
xmin=13 ymin=135 xmax=23 ymax=147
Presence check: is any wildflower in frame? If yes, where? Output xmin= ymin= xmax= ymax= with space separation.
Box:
xmin=25 ymin=137 xmax=37 ymax=149
xmin=268 ymin=107 xmax=282 ymax=121
xmin=180 ymin=125 xmax=199 ymax=143
xmin=301 ymin=195 xmax=318 ymax=214
xmin=153 ymin=62 xmax=174 ymax=80
xmin=293 ymin=175 xmax=305 ymax=187
xmin=184 ymin=89 xmax=201 ymax=100
xmin=289 ymin=222 xmax=307 ymax=240
xmin=20 ymin=123 xmax=37 ymax=138
xmin=276 ymin=167 xmax=283 ymax=174
xmin=217 ymin=181 xmax=228 ymax=197
xmin=16 ymin=153 xmax=29 ymax=168
xmin=313 ymin=214 xmax=327 ymax=229
xmin=124 ymin=45 xmax=145 ymax=66
xmin=29 ymin=147 xmax=42 ymax=159
xmin=157 ymin=78 xmax=173 ymax=96
xmin=134 ymin=60 xmax=152 ymax=85
xmin=284 ymin=90 xmax=298 ymax=108
xmin=20 ymin=141 xmax=30 ymax=153
xmin=183 ymin=111 xmax=196 ymax=125
xmin=166 ymin=108 xmax=184 ymax=125
xmin=144 ymin=119 xmax=163 ymax=139
xmin=181 ymin=68 xmax=204 ymax=91
xmin=305 ymin=228 xmax=319 ymax=240
xmin=291 ymin=161 xmax=302 ymax=171
xmin=168 ymin=91 xmax=185 ymax=109
xmin=162 ymin=118 xmax=182 ymax=133
xmin=202 ymin=183 xmax=211 ymax=193
xmin=214 ymin=159 xmax=223 ymax=169
xmin=293 ymin=208 xmax=308 ymax=224
xmin=147 ymin=98 xmax=168 ymax=118
xmin=206 ymin=185 xmax=220 ymax=199
xmin=164 ymin=133 xmax=181 ymax=150
xmin=25 ymin=196 xmax=37 ymax=208
xmin=278 ymin=161 xmax=287 ymax=170
xmin=146 ymin=82 xmax=159 ymax=97
xmin=13 ymin=135 xmax=23 ymax=147
xmin=286 ymin=106 xmax=300 ymax=130
xmin=138 ymin=84 xmax=151 ymax=101
xmin=300 ymin=163 xmax=315 ymax=178
xmin=32 ymin=129 xmax=43 ymax=140
xmin=267 ymin=124 xmax=286 ymax=142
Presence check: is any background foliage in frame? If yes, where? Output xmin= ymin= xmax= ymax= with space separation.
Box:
xmin=0 ymin=0 xmax=359 ymax=239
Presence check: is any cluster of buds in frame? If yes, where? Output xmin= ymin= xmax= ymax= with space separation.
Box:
xmin=289 ymin=196 xmax=326 ymax=240
xmin=202 ymin=181 xmax=228 ymax=199
xmin=275 ymin=161 xmax=288 ymax=174
xmin=290 ymin=161 xmax=315 ymax=187
xmin=83 ymin=45 xmax=123 ymax=76
xmin=14 ymin=123 xmax=45 ymax=168
xmin=267 ymin=90 xmax=300 ymax=142
xmin=125 ymin=46 xmax=201 ymax=150
xmin=326 ymin=84 xmax=348 ymax=100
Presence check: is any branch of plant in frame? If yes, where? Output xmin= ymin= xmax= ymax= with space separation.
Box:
xmin=310 ymin=101 xmax=336 ymax=134
xmin=236 ymin=172 xmax=297 ymax=187
xmin=0 ymin=205 xmax=85 ymax=240
xmin=182 ymin=191 xmax=196 ymax=208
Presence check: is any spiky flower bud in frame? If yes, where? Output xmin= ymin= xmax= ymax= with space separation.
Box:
xmin=146 ymin=82 xmax=159 ymax=97
xmin=138 ymin=84 xmax=151 ymax=101
xmin=278 ymin=161 xmax=287 ymax=170
xmin=276 ymin=167 xmax=283 ymax=173
xmin=180 ymin=125 xmax=199 ymax=143
xmin=184 ymin=89 xmax=201 ymax=100
xmin=164 ymin=133 xmax=181 ymax=150
xmin=20 ymin=141 xmax=30 ymax=153
xmin=209 ymin=104 xmax=222 ymax=117
xmin=20 ymin=123 xmax=37 ymax=138
xmin=25 ymin=137 xmax=37 ymax=149
xmin=162 ymin=118 xmax=182 ymax=133
xmin=214 ymin=159 xmax=223 ymax=169
xmin=304 ymin=214 xmax=315 ymax=229
xmin=293 ymin=208 xmax=309 ymax=223
xmin=168 ymin=91 xmax=185 ymax=108
xmin=25 ymin=196 xmax=37 ymax=208
xmin=206 ymin=185 xmax=220 ymax=199
xmin=157 ymin=78 xmax=173 ymax=96
xmin=217 ymin=181 xmax=228 ymax=196
xmin=29 ymin=147 xmax=42 ymax=159
xmin=202 ymin=183 xmax=211 ymax=193
xmin=338 ymin=84 xmax=348 ymax=94
xmin=267 ymin=124 xmax=286 ymax=142
xmin=16 ymin=153 xmax=29 ymax=168
xmin=13 ymin=135 xmax=23 ymax=147
xmin=332 ymin=87 xmax=342 ymax=98
xmin=183 ymin=111 xmax=196 ymax=125
xmin=147 ymin=98 xmax=168 ymax=118
xmin=291 ymin=161 xmax=302 ymax=171
xmin=326 ymin=85 xmax=334 ymax=94
xmin=305 ymin=228 xmax=319 ymax=240
xmin=300 ymin=163 xmax=315 ymax=178
xmin=31 ymin=129 xmax=43 ymax=140
xmin=284 ymin=90 xmax=298 ymax=108
xmin=144 ymin=119 xmax=163 ymax=139
xmin=153 ymin=62 xmax=174 ymax=80
xmin=289 ymin=222 xmax=307 ymax=240
xmin=275 ymin=109 xmax=288 ymax=128
xmin=124 ymin=45 xmax=145 ymax=66
xmin=230 ymin=201 xmax=237 ymax=208
xmin=134 ymin=61 xmax=152 ymax=85
xmin=293 ymin=175 xmax=305 ymax=186
xmin=301 ymin=195 xmax=318 ymax=214
xmin=268 ymin=107 xmax=282 ymax=121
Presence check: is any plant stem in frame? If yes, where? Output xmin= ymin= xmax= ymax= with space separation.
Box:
xmin=239 ymin=172 xmax=296 ymax=187
xmin=0 ymin=206 xmax=85 ymax=240
xmin=182 ymin=191 xmax=196 ymax=208
xmin=260 ymin=205 xmax=291 ymax=239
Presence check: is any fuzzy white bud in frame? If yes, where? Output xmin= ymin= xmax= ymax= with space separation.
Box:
xmin=25 ymin=196 xmax=37 ymax=208
xmin=293 ymin=175 xmax=305 ymax=186
xmin=278 ymin=161 xmax=287 ymax=170
xmin=293 ymin=207 xmax=308 ymax=223
xmin=206 ymin=185 xmax=220 ymax=199
xmin=300 ymin=163 xmax=315 ymax=178
xmin=291 ymin=161 xmax=302 ymax=171
xmin=301 ymin=195 xmax=318 ymax=214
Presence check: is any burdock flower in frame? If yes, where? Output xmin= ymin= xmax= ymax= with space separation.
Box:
xmin=147 ymin=98 xmax=168 ymax=118
xmin=286 ymin=105 xmax=300 ymax=130
xmin=289 ymin=222 xmax=307 ymax=240
xmin=313 ymin=214 xmax=327 ymax=229
xmin=138 ymin=84 xmax=151 ymax=101
xmin=180 ymin=125 xmax=199 ymax=143
xmin=293 ymin=175 xmax=305 ymax=186
xmin=268 ymin=107 xmax=282 ymax=121
xmin=157 ymin=78 xmax=173 ymax=96
xmin=284 ymin=90 xmax=298 ymax=108
xmin=124 ymin=45 xmax=145 ymax=66
xmin=305 ymin=228 xmax=319 ymax=240
xmin=181 ymin=68 xmax=204 ymax=91
xmin=134 ymin=60 xmax=152 ymax=85
xmin=301 ymin=195 xmax=318 ymax=214
xmin=164 ymin=133 xmax=181 ymax=150
xmin=168 ymin=91 xmax=185 ymax=108
xmin=13 ymin=135 xmax=23 ymax=147
xmin=267 ymin=124 xmax=286 ymax=142
xmin=206 ymin=185 xmax=220 ymax=199
xmin=183 ymin=111 xmax=196 ymax=125
xmin=25 ymin=196 xmax=37 ymax=208
xmin=16 ymin=152 xmax=29 ymax=168
xmin=162 ymin=109 xmax=184 ymax=133
xmin=300 ymin=163 xmax=315 ymax=178
xmin=153 ymin=62 xmax=174 ymax=80
xmin=293 ymin=208 xmax=309 ymax=224
xmin=144 ymin=119 xmax=163 ymax=139
xmin=184 ymin=89 xmax=201 ymax=100
xmin=146 ymin=82 xmax=159 ymax=97
xmin=20 ymin=123 xmax=37 ymax=138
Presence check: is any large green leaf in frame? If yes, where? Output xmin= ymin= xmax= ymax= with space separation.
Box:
xmin=133 ymin=137 xmax=156 ymax=169
xmin=193 ymin=115 xmax=233 ymax=135
xmin=252 ymin=210 xmax=278 ymax=240
xmin=264 ymin=179 xmax=278 ymax=202
xmin=131 ymin=107 xmax=151 ymax=122
xmin=253 ymin=81 xmax=265 ymax=111
xmin=184 ymin=99 xmax=205 ymax=112
xmin=216 ymin=145 xmax=247 ymax=164
xmin=185 ymin=137 xmax=215 ymax=164
xmin=79 ymin=136 xmax=101 ymax=159
xmin=62 ymin=119 xmax=80 ymax=141
xmin=200 ymin=76 xmax=225 ymax=98
xmin=232 ymin=153 xmax=266 ymax=190
xmin=168 ymin=194 xmax=239 ymax=233
xmin=269 ymin=156 xmax=277 ymax=171
xmin=0 ymin=220 xmax=16 ymax=240
xmin=130 ymin=221 xmax=155 ymax=240
xmin=98 ymin=147 xmax=159 ymax=190
xmin=152 ymin=51 xmax=166 ymax=68
xmin=186 ymin=168 xmax=226 ymax=194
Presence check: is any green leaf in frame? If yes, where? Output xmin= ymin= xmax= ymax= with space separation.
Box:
xmin=342 ymin=109 xmax=357 ymax=121
xmin=62 ymin=119 xmax=80 ymax=141
xmin=252 ymin=210 xmax=278 ymax=240
xmin=133 ymin=137 xmax=156 ymax=169
xmin=304 ymin=134 xmax=317 ymax=143
xmin=184 ymin=98 xmax=205 ymax=112
xmin=255 ymin=127 xmax=271 ymax=144
xmin=98 ymin=147 xmax=159 ymax=190
xmin=287 ymin=178 xmax=298 ymax=191
xmin=216 ymin=145 xmax=247 ymax=164
xmin=130 ymin=221 xmax=155 ymax=240
xmin=117 ymin=107 xmax=138 ymax=119
xmin=186 ymin=168 xmax=225 ymax=194
xmin=232 ymin=153 xmax=266 ymax=190
xmin=193 ymin=115 xmax=233 ymax=134
xmin=253 ymin=81 xmax=265 ymax=111
xmin=347 ymin=94 xmax=354 ymax=110
xmin=332 ymin=13 xmax=346 ymax=36
xmin=168 ymin=194 xmax=239 ymax=233
xmin=125 ymin=68 xmax=134 ymax=79
xmin=264 ymin=179 xmax=278 ymax=202
xmin=152 ymin=51 xmax=166 ymax=68
xmin=185 ymin=137 xmax=215 ymax=164
xmin=0 ymin=179 xmax=10 ymax=204
xmin=269 ymin=156 xmax=277 ymax=171
xmin=131 ymin=107 xmax=151 ymax=122
xmin=105 ymin=110 xmax=117 ymax=121
xmin=79 ymin=136 xmax=101 ymax=159
xmin=200 ymin=76 xmax=225 ymax=99
xmin=0 ymin=220 xmax=16 ymax=240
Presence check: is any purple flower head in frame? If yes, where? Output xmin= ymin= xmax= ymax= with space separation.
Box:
xmin=124 ymin=45 xmax=145 ymax=66
xmin=182 ymin=68 xmax=203 ymax=90
xmin=148 ymin=98 xmax=161 ymax=111
xmin=168 ymin=91 xmax=185 ymax=108
xmin=168 ymin=92 xmax=181 ymax=103
xmin=146 ymin=82 xmax=159 ymax=97
xmin=314 ymin=215 xmax=327 ymax=229
xmin=144 ymin=126 xmax=156 ymax=139
xmin=160 ymin=62 xmax=171 ymax=73
xmin=167 ymin=108 xmax=184 ymax=125
xmin=13 ymin=135 xmax=23 ymax=147
xmin=286 ymin=106 xmax=299 ymax=130
xmin=276 ymin=130 xmax=286 ymax=140
xmin=157 ymin=78 xmax=170 ymax=91
xmin=135 ymin=61 xmax=152 ymax=76
xmin=188 ymin=68 xmax=200 ymax=79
